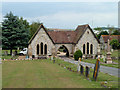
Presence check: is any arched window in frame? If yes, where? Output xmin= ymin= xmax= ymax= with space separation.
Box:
xmin=83 ymin=44 xmax=85 ymax=54
xmin=41 ymin=42 xmax=43 ymax=55
xmin=87 ymin=42 xmax=89 ymax=54
xmin=44 ymin=44 xmax=47 ymax=55
xmin=37 ymin=44 xmax=39 ymax=55
xmin=90 ymin=44 xmax=93 ymax=54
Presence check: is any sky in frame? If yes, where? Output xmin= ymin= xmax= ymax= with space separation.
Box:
xmin=1 ymin=1 xmax=118 ymax=29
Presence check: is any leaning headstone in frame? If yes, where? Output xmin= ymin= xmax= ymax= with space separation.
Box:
xmin=80 ymin=65 xmax=84 ymax=75
xmin=93 ymin=59 xmax=100 ymax=81
xmin=85 ymin=66 xmax=90 ymax=78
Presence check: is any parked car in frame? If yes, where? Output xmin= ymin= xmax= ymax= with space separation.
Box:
xmin=19 ymin=48 xmax=28 ymax=55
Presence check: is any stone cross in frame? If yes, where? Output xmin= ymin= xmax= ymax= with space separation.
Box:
xmin=106 ymin=39 xmax=112 ymax=63
xmin=107 ymin=39 xmax=110 ymax=52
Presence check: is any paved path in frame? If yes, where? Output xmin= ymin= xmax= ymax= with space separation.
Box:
xmin=59 ymin=57 xmax=120 ymax=77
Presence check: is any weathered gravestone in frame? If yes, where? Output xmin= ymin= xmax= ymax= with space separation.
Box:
xmin=51 ymin=56 xmax=53 ymax=61
xmin=80 ymin=65 xmax=84 ymax=75
xmin=4 ymin=51 xmax=8 ymax=56
xmin=106 ymin=39 xmax=112 ymax=64
xmin=85 ymin=66 xmax=90 ymax=78
xmin=53 ymin=59 xmax=55 ymax=63
xmin=77 ymin=58 xmax=81 ymax=72
xmin=93 ymin=59 xmax=100 ymax=81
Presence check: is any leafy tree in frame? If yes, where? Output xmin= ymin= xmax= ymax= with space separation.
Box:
xmin=30 ymin=21 xmax=42 ymax=38
xmin=110 ymin=39 xmax=120 ymax=49
xmin=2 ymin=11 xmax=29 ymax=55
xmin=111 ymin=30 xmax=120 ymax=35
xmin=74 ymin=50 xmax=82 ymax=61
xmin=97 ymin=31 xmax=109 ymax=39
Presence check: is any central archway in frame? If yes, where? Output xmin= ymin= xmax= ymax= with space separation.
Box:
xmin=57 ymin=45 xmax=69 ymax=57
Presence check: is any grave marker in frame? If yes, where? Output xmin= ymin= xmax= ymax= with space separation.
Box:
xmin=80 ymin=65 xmax=84 ymax=75
xmin=93 ymin=59 xmax=100 ymax=81
xmin=85 ymin=66 xmax=90 ymax=78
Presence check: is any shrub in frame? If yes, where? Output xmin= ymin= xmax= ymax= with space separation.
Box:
xmin=74 ymin=50 xmax=83 ymax=61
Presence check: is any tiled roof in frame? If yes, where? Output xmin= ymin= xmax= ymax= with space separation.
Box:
xmin=101 ymin=35 xmax=120 ymax=43
xmin=28 ymin=24 xmax=100 ymax=44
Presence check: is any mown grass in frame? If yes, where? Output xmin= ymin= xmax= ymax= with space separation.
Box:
xmin=54 ymin=58 xmax=119 ymax=88
xmin=2 ymin=59 xmax=118 ymax=88
xmin=101 ymin=50 xmax=118 ymax=57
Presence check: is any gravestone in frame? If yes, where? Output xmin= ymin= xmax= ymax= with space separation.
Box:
xmin=53 ymin=59 xmax=55 ymax=63
xmin=93 ymin=59 xmax=100 ymax=81
xmin=106 ymin=39 xmax=112 ymax=64
xmin=80 ymin=65 xmax=84 ymax=75
xmin=4 ymin=51 xmax=8 ymax=56
xmin=77 ymin=58 xmax=81 ymax=72
xmin=85 ymin=66 xmax=90 ymax=78
xmin=51 ymin=56 xmax=53 ymax=61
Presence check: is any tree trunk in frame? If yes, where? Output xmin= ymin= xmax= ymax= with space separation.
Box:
xmin=10 ymin=49 xmax=12 ymax=55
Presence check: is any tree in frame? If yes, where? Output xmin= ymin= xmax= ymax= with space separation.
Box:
xmin=110 ymin=39 xmax=120 ymax=49
xmin=97 ymin=31 xmax=109 ymax=39
xmin=29 ymin=21 xmax=42 ymax=38
xmin=74 ymin=50 xmax=83 ymax=61
xmin=111 ymin=30 xmax=120 ymax=35
xmin=2 ymin=12 xmax=29 ymax=55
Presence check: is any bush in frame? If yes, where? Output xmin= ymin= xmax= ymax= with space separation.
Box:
xmin=74 ymin=50 xmax=83 ymax=61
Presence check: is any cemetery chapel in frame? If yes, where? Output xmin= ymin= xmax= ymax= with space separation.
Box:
xmin=28 ymin=24 xmax=100 ymax=59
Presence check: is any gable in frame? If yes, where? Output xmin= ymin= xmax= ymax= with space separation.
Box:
xmin=76 ymin=25 xmax=100 ymax=44
xmin=28 ymin=24 xmax=54 ymax=45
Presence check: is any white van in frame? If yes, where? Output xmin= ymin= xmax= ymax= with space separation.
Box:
xmin=19 ymin=48 xmax=28 ymax=55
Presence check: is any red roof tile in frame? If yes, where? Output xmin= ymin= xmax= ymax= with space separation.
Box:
xmin=101 ymin=35 xmax=120 ymax=43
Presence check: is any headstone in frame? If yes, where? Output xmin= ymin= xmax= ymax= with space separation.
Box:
xmin=51 ymin=56 xmax=53 ymax=61
xmin=77 ymin=58 xmax=81 ymax=72
xmin=53 ymin=59 xmax=55 ymax=63
xmin=85 ymin=66 xmax=90 ymax=78
xmin=93 ymin=59 xmax=100 ymax=81
xmin=4 ymin=51 xmax=8 ymax=56
xmin=12 ymin=52 xmax=15 ymax=57
xmin=80 ymin=65 xmax=84 ymax=75
xmin=103 ymin=55 xmax=106 ymax=62
xmin=106 ymin=39 xmax=112 ymax=64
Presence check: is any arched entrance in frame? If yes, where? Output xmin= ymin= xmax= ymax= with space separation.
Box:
xmin=57 ymin=45 xmax=69 ymax=57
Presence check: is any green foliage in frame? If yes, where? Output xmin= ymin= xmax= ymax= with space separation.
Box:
xmin=97 ymin=31 xmax=109 ymax=39
xmin=110 ymin=39 xmax=120 ymax=49
xmin=74 ymin=50 xmax=82 ymax=61
xmin=2 ymin=11 xmax=30 ymax=54
xmin=94 ymin=27 xmax=102 ymax=31
xmin=30 ymin=21 xmax=42 ymax=38
xmin=111 ymin=30 xmax=120 ymax=35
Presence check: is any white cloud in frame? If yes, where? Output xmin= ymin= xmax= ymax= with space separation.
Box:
xmin=25 ymin=11 xmax=117 ymax=29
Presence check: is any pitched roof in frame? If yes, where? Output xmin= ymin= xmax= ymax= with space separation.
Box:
xmin=101 ymin=35 xmax=120 ymax=43
xmin=28 ymin=24 xmax=100 ymax=44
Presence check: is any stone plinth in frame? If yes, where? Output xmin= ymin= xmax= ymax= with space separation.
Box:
xmin=106 ymin=52 xmax=112 ymax=64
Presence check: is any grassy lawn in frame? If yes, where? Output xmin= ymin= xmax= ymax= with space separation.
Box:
xmin=0 ymin=64 xmax=2 ymax=90
xmin=81 ymin=59 xmax=119 ymax=68
xmin=2 ymin=59 xmax=118 ymax=88
xmin=2 ymin=50 xmax=20 ymax=59
xmin=101 ymin=50 xmax=118 ymax=57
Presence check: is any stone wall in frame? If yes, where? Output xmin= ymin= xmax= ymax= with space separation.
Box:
xmin=28 ymin=28 xmax=55 ymax=57
xmin=75 ymin=28 xmax=99 ymax=58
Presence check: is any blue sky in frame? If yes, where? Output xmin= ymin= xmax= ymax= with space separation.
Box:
xmin=2 ymin=2 xmax=118 ymax=29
